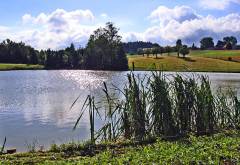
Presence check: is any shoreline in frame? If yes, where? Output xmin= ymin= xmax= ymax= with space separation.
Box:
xmin=0 ymin=68 xmax=240 ymax=73
xmin=1 ymin=130 xmax=239 ymax=164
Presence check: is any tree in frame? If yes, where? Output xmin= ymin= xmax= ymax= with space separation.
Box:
xmin=225 ymin=42 xmax=232 ymax=50
xmin=179 ymin=45 xmax=189 ymax=58
xmin=159 ymin=46 xmax=164 ymax=56
xmin=29 ymin=47 xmax=38 ymax=64
xmin=176 ymin=39 xmax=182 ymax=57
xmin=200 ymin=37 xmax=214 ymax=49
xmin=152 ymin=47 xmax=160 ymax=59
xmin=191 ymin=43 xmax=197 ymax=50
xmin=122 ymin=41 xmax=160 ymax=54
xmin=38 ymin=50 xmax=46 ymax=65
xmin=85 ymin=22 xmax=128 ymax=70
xmin=145 ymin=48 xmax=151 ymax=57
xmin=0 ymin=39 xmax=40 ymax=65
xmin=223 ymin=36 xmax=237 ymax=47
xmin=137 ymin=48 xmax=144 ymax=57
xmin=216 ymin=40 xmax=226 ymax=49
xmin=165 ymin=46 xmax=171 ymax=55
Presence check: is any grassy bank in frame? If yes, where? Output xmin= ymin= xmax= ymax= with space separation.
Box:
xmin=0 ymin=63 xmax=44 ymax=71
xmin=0 ymin=131 xmax=239 ymax=164
xmin=128 ymin=50 xmax=240 ymax=72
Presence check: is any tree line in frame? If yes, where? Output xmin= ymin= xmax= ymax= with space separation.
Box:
xmin=127 ymin=36 xmax=239 ymax=58
xmin=201 ymin=36 xmax=238 ymax=50
xmin=136 ymin=39 xmax=190 ymax=59
xmin=122 ymin=41 xmax=159 ymax=54
xmin=0 ymin=22 xmax=128 ymax=70
xmin=0 ymin=39 xmax=38 ymax=64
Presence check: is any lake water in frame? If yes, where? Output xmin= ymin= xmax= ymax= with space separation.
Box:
xmin=0 ymin=70 xmax=240 ymax=152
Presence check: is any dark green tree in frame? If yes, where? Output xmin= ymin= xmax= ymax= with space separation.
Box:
xmin=165 ymin=46 xmax=171 ymax=55
xmin=225 ymin=42 xmax=232 ymax=50
xmin=145 ymin=48 xmax=152 ymax=57
xmin=176 ymin=39 xmax=182 ymax=57
xmin=191 ymin=43 xmax=197 ymax=50
xmin=152 ymin=47 xmax=160 ymax=59
xmin=137 ymin=48 xmax=144 ymax=57
xmin=85 ymin=22 xmax=128 ymax=70
xmin=216 ymin=40 xmax=226 ymax=49
xmin=200 ymin=37 xmax=214 ymax=49
xmin=179 ymin=45 xmax=190 ymax=58
xmin=223 ymin=36 xmax=237 ymax=47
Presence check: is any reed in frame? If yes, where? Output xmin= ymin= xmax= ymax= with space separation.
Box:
xmin=149 ymin=72 xmax=176 ymax=137
xmin=72 ymin=95 xmax=100 ymax=144
xmin=233 ymin=93 xmax=240 ymax=129
xmin=98 ymin=82 xmax=122 ymax=141
xmin=123 ymin=73 xmax=148 ymax=140
xmin=0 ymin=137 xmax=6 ymax=155
xmin=194 ymin=76 xmax=215 ymax=135
xmin=72 ymin=71 xmax=240 ymax=143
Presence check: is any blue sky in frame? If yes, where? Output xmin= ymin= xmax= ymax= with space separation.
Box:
xmin=0 ymin=0 xmax=240 ymax=49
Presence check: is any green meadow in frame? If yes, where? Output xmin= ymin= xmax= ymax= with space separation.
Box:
xmin=0 ymin=63 xmax=44 ymax=71
xmin=128 ymin=50 xmax=240 ymax=72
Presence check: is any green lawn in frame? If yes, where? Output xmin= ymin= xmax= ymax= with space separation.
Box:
xmin=190 ymin=50 xmax=240 ymax=63
xmin=190 ymin=50 xmax=240 ymax=57
xmin=128 ymin=50 xmax=240 ymax=72
xmin=0 ymin=131 xmax=239 ymax=164
xmin=0 ymin=63 xmax=44 ymax=71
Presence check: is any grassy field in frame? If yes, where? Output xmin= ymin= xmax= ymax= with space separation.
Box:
xmin=191 ymin=50 xmax=240 ymax=62
xmin=0 ymin=63 xmax=44 ymax=71
xmin=191 ymin=50 xmax=240 ymax=57
xmin=0 ymin=131 xmax=239 ymax=164
xmin=128 ymin=50 xmax=240 ymax=72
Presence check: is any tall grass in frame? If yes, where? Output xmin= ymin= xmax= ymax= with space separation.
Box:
xmin=0 ymin=137 xmax=6 ymax=155
xmin=73 ymin=72 xmax=240 ymax=142
xmin=98 ymin=82 xmax=122 ymax=141
xmin=150 ymin=72 xmax=176 ymax=137
xmin=72 ymin=95 xmax=100 ymax=144
xmin=195 ymin=76 xmax=215 ymax=135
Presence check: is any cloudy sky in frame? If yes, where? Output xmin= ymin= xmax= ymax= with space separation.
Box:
xmin=1 ymin=0 xmax=240 ymax=49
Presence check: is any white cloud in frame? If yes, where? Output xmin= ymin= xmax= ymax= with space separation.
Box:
xmin=149 ymin=6 xmax=200 ymax=25
xmin=200 ymin=0 xmax=240 ymax=10
xmin=122 ymin=32 xmax=144 ymax=42
xmin=0 ymin=26 xmax=15 ymax=40
xmin=23 ymin=9 xmax=94 ymax=25
xmin=1 ymin=6 xmax=240 ymax=49
xmin=100 ymin=13 xmax=109 ymax=19
xmin=125 ymin=6 xmax=240 ymax=46
xmin=22 ymin=14 xmax=33 ymax=24
xmin=4 ymin=9 xmax=98 ymax=50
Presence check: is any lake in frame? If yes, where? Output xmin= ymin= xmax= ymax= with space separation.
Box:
xmin=0 ymin=70 xmax=240 ymax=152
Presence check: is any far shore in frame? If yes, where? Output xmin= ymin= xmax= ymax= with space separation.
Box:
xmin=1 ymin=50 xmax=240 ymax=73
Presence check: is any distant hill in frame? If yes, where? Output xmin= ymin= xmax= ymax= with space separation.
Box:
xmin=123 ymin=41 xmax=159 ymax=54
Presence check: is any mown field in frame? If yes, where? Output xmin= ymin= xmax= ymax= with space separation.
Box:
xmin=0 ymin=63 xmax=44 ymax=71
xmin=128 ymin=50 xmax=240 ymax=72
xmin=191 ymin=50 xmax=240 ymax=62
xmin=0 ymin=131 xmax=239 ymax=164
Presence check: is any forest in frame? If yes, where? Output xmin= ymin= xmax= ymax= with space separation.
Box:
xmin=0 ymin=23 xmax=128 ymax=70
